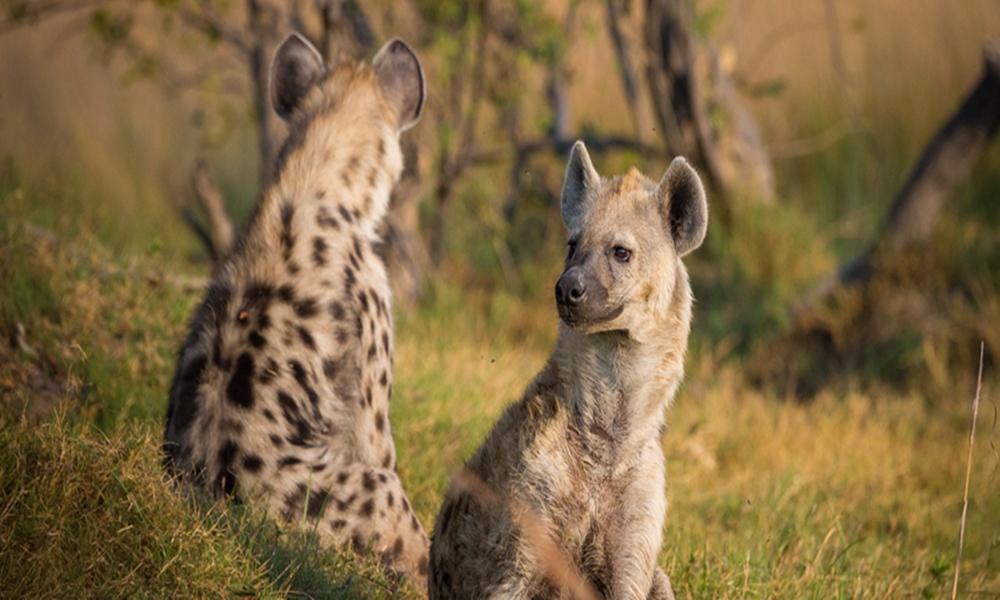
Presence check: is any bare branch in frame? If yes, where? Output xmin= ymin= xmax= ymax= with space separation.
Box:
xmin=604 ymin=0 xmax=644 ymax=139
xmin=190 ymin=159 xmax=235 ymax=260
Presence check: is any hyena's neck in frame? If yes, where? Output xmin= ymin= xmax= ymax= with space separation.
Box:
xmin=552 ymin=270 xmax=691 ymax=454
xmin=251 ymin=116 xmax=403 ymax=252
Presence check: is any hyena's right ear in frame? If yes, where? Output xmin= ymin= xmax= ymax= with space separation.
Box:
xmin=373 ymin=38 xmax=426 ymax=132
xmin=269 ymin=33 xmax=325 ymax=121
xmin=657 ymin=157 xmax=708 ymax=257
xmin=561 ymin=141 xmax=601 ymax=232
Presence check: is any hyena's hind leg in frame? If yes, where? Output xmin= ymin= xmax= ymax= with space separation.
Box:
xmin=649 ymin=568 xmax=676 ymax=600
xmin=290 ymin=462 xmax=431 ymax=589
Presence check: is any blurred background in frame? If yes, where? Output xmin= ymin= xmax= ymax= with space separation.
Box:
xmin=1 ymin=1 xmax=998 ymax=597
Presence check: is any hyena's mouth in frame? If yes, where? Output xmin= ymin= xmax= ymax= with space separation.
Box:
xmin=558 ymin=303 xmax=625 ymax=328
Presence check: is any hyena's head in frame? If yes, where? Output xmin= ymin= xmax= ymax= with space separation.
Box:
xmin=555 ymin=141 xmax=708 ymax=337
xmin=269 ymin=32 xmax=425 ymax=136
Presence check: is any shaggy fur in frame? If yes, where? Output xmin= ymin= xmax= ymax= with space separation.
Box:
xmin=429 ymin=142 xmax=708 ymax=599
xmin=163 ymin=34 xmax=429 ymax=587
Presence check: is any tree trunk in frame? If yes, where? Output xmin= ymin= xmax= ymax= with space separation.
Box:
xmin=642 ymin=0 xmax=775 ymax=205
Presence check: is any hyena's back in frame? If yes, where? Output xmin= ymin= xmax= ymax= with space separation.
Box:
xmin=164 ymin=33 xmax=430 ymax=587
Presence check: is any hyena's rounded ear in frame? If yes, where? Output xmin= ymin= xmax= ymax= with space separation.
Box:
xmin=373 ymin=38 xmax=425 ymax=132
xmin=657 ymin=157 xmax=708 ymax=257
xmin=561 ymin=141 xmax=601 ymax=231
xmin=269 ymin=33 xmax=325 ymax=121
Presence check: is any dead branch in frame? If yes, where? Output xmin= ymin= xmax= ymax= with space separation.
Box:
xmin=190 ymin=159 xmax=235 ymax=260
xmin=794 ymin=39 xmax=1000 ymax=319
xmin=604 ymin=0 xmax=645 ymax=139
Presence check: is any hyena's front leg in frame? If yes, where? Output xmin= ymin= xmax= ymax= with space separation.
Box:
xmin=607 ymin=445 xmax=667 ymax=599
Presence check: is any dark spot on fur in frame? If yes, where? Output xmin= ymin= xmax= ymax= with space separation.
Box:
xmin=269 ymin=433 xmax=284 ymax=447
xmin=418 ymin=555 xmax=428 ymax=575
xmin=277 ymin=285 xmax=295 ymax=304
xmin=379 ymin=371 xmax=388 ymax=388
xmin=307 ymin=488 xmax=330 ymax=518
xmin=242 ymin=454 xmax=263 ymax=473
xmin=331 ymin=518 xmax=346 ymax=530
xmin=249 ymin=331 xmax=267 ymax=348
xmin=338 ymin=205 xmax=353 ymax=223
xmin=351 ymin=530 xmax=365 ymax=551
xmin=382 ymin=452 xmax=393 ymax=469
xmin=358 ymin=290 xmax=369 ymax=312
xmin=336 ymin=471 xmax=349 ymax=485
xmin=312 ymin=237 xmax=328 ymax=267
xmin=287 ymin=261 xmax=301 ymax=275
xmin=362 ymin=471 xmax=376 ymax=491
xmin=169 ymin=354 xmax=207 ymax=434
xmin=297 ymin=326 xmax=316 ymax=350
xmin=336 ymin=492 xmax=357 ymax=512
xmin=226 ymin=353 xmax=255 ymax=408
xmin=322 ymin=357 xmax=337 ymax=381
xmin=294 ymin=297 xmax=319 ymax=319
xmin=317 ymin=206 xmax=339 ymax=229
xmin=259 ymin=358 xmax=280 ymax=385
xmin=344 ymin=266 xmax=356 ymax=293
xmin=381 ymin=332 xmax=390 ymax=355
xmin=367 ymin=343 xmax=377 ymax=360
xmin=386 ymin=492 xmax=394 ymax=507
xmin=359 ymin=498 xmax=375 ymax=518
xmin=278 ymin=456 xmax=302 ymax=468
xmin=263 ymin=408 xmax=276 ymax=422
xmin=374 ymin=411 xmax=385 ymax=432
xmin=329 ymin=301 xmax=346 ymax=321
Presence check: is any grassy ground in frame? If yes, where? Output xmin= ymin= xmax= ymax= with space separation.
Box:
xmin=1 ymin=161 xmax=999 ymax=599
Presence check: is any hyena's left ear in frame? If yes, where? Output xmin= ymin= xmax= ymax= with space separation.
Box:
xmin=561 ymin=141 xmax=601 ymax=232
xmin=657 ymin=157 xmax=708 ymax=257
xmin=270 ymin=33 xmax=325 ymax=120
xmin=373 ymin=38 xmax=426 ymax=132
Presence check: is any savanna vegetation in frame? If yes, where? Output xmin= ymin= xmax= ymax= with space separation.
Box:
xmin=1 ymin=0 xmax=998 ymax=597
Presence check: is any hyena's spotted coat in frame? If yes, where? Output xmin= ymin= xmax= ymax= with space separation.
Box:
xmin=163 ymin=34 xmax=429 ymax=586
xmin=429 ymin=142 xmax=709 ymax=599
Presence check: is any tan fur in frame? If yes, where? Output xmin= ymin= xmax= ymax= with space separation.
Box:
xmin=164 ymin=41 xmax=429 ymax=589
xmin=430 ymin=146 xmax=707 ymax=599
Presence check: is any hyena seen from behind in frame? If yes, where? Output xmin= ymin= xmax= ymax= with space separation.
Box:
xmin=163 ymin=33 xmax=429 ymax=586
xmin=429 ymin=141 xmax=709 ymax=599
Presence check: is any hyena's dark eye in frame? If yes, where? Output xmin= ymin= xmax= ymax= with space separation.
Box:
xmin=567 ymin=241 xmax=578 ymax=259
xmin=612 ymin=246 xmax=631 ymax=263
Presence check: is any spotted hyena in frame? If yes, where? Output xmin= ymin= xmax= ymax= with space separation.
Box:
xmin=163 ymin=33 xmax=429 ymax=587
xmin=429 ymin=141 xmax=709 ymax=599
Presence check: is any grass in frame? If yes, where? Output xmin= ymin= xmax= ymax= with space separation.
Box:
xmin=2 ymin=168 xmax=998 ymax=598
xmin=1 ymin=3 xmax=999 ymax=593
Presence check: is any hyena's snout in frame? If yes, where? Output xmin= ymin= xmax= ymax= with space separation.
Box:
xmin=556 ymin=265 xmax=621 ymax=327
xmin=555 ymin=266 xmax=587 ymax=308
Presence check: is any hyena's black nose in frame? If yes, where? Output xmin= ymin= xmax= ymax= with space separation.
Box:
xmin=555 ymin=268 xmax=587 ymax=306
